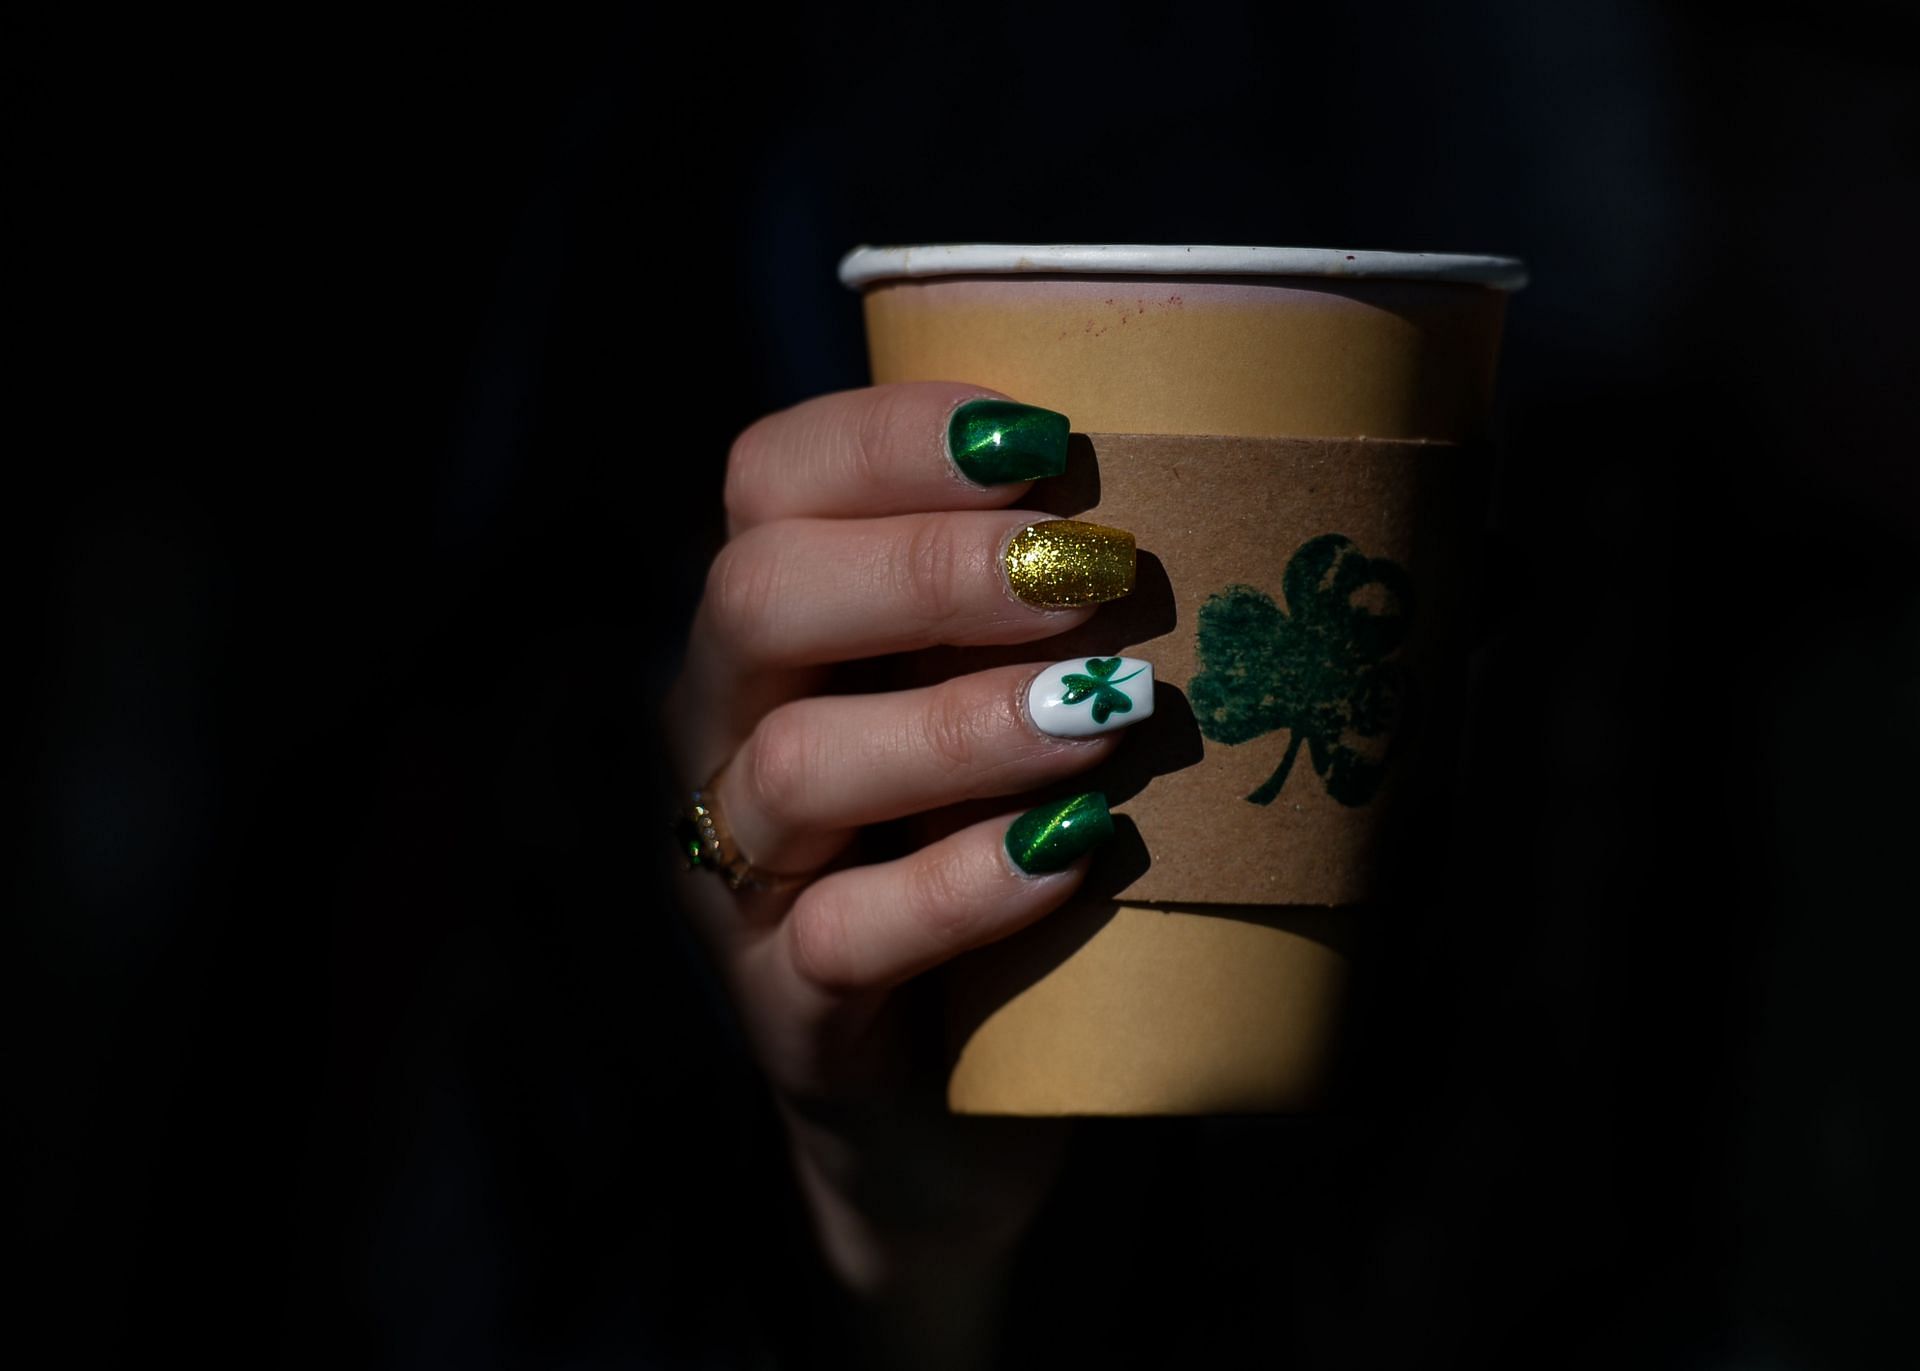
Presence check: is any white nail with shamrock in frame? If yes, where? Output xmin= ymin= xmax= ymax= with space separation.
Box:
xmin=1027 ymin=656 xmax=1156 ymax=738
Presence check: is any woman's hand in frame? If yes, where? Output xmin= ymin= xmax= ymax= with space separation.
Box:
xmin=662 ymin=381 xmax=1148 ymax=1367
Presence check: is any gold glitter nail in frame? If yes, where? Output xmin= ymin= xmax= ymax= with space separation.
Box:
xmin=1003 ymin=519 xmax=1137 ymax=608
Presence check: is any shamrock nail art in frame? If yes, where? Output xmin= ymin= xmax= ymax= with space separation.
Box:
xmin=1027 ymin=656 xmax=1156 ymax=738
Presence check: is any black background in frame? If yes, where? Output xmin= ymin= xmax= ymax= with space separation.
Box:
xmin=19 ymin=3 xmax=1919 ymax=1366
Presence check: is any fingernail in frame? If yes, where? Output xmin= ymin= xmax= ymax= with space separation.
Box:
xmin=1005 ymin=792 xmax=1114 ymax=875
xmin=949 ymin=399 xmax=1070 ymax=485
xmin=1028 ymin=657 xmax=1156 ymax=738
xmin=1004 ymin=519 xmax=1136 ymax=608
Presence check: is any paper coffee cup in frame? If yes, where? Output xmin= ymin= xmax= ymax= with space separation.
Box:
xmin=841 ymin=244 xmax=1526 ymax=1115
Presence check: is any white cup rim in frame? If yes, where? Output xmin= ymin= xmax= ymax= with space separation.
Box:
xmin=839 ymin=243 xmax=1528 ymax=292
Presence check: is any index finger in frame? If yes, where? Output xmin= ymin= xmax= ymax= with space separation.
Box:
xmin=723 ymin=381 xmax=1071 ymax=532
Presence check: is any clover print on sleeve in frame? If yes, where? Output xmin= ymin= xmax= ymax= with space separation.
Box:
xmin=1189 ymin=533 xmax=1415 ymax=807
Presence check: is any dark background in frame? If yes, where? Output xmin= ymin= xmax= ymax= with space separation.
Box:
xmin=19 ymin=2 xmax=1918 ymax=1366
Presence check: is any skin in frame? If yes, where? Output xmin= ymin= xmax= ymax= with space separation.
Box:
xmin=662 ymin=381 xmax=1127 ymax=1369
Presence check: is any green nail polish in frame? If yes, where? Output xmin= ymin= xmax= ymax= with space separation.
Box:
xmin=948 ymin=399 xmax=1070 ymax=485
xmin=1005 ymin=792 xmax=1113 ymax=875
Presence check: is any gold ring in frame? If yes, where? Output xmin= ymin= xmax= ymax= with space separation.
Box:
xmin=672 ymin=768 xmax=804 ymax=894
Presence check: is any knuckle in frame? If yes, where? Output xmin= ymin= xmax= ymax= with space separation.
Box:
xmin=849 ymin=387 xmax=906 ymax=488
xmin=892 ymin=516 xmax=963 ymax=626
xmin=903 ymin=844 xmax=980 ymax=953
xmin=723 ymin=421 xmax=772 ymax=526
xmin=742 ymin=705 xmax=814 ymax=827
xmin=919 ymin=678 xmax=986 ymax=778
xmin=704 ymin=533 xmax=781 ymax=646
xmin=788 ymin=891 xmax=857 ymax=993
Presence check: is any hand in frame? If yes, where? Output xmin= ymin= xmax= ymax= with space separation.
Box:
xmin=662 ymin=382 xmax=1148 ymax=1367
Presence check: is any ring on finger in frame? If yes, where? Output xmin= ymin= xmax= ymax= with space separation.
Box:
xmin=674 ymin=765 xmax=811 ymax=894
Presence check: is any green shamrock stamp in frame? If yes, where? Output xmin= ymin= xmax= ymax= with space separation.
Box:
xmin=1189 ymin=533 xmax=1414 ymax=807
xmin=1059 ymin=657 xmax=1148 ymax=725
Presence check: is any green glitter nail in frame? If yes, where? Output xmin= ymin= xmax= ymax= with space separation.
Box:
xmin=948 ymin=399 xmax=1070 ymax=486
xmin=1004 ymin=792 xmax=1114 ymax=875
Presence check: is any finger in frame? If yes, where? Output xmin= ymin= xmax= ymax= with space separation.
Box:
xmin=697 ymin=511 xmax=1137 ymax=672
xmin=724 ymin=382 xmax=1071 ymax=531
xmin=777 ymin=795 xmax=1115 ymax=998
xmin=724 ymin=659 xmax=1155 ymax=874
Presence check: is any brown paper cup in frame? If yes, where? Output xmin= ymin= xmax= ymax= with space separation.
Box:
xmin=841 ymin=244 xmax=1525 ymax=1115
